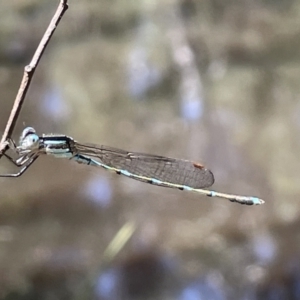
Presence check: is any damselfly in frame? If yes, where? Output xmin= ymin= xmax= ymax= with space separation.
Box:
xmin=0 ymin=127 xmax=264 ymax=205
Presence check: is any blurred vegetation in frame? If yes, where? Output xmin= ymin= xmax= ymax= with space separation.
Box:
xmin=1 ymin=0 xmax=300 ymax=299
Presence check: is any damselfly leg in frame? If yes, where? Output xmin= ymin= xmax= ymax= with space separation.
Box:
xmin=0 ymin=136 xmax=39 ymax=177
xmin=0 ymin=155 xmax=38 ymax=177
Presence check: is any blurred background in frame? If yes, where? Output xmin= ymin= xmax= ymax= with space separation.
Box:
xmin=0 ymin=0 xmax=300 ymax=299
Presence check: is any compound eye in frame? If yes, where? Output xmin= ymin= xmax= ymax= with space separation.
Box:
xmin=19 ymin=133 xmax=40 ymax=151
xmin=19 ymin=127 xmax=37 ymax=145
xmin=21 ymin=127 xmax=36 ymax=140
xmin=27 ymin=134 xmax=39 ymax=147
xmin=31 ymin=135 xmax=39 ymax=143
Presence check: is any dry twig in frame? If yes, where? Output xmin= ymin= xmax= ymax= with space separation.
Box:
xmin=0 ymin=0 xmax=69 ymax=157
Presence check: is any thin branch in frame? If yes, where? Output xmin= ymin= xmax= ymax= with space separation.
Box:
xmin=0 ymin=0 xmax=69 ymax=157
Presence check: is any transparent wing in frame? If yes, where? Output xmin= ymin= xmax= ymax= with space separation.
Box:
xmin=75 ymin=143 xmax=214 ymax=189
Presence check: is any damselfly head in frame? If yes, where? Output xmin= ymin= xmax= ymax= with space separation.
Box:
xmin=18 ymin=127 xmax=40 ymax=152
